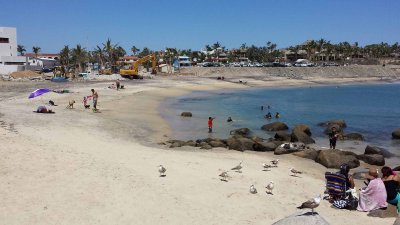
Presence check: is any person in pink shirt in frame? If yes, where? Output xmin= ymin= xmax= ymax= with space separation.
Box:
xmin=357 ymin=168 xmax=388 ymax=212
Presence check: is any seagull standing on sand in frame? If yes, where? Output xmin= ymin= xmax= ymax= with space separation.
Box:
xmin=290 ymin=168 xmax=302 ymax=176
xmin=231 ymin=161 xmax=243 ymax=173
xmin=158 ymin=165 xmax=166 ymax=177
xmin=262 ymin=163 xmax=273 ymax=170
xmin=271 ymin=159 xmax=279 ymax=166
xmin=265 ymin=181 xmax=274 ymax=194
xmin=297 ymin=194 xmax=322 ymax=215
xmin=249 ymin=185 xmax=257 ymax=194
xmin=219 ymin=170 xmax=229 ymax=181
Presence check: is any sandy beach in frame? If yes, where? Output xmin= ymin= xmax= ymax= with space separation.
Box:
xmin=0 ymin=71 xmax=399 ymax=225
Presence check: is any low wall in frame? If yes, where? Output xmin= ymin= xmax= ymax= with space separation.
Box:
xmin=0 ymin=65 xmax=24 ymax=75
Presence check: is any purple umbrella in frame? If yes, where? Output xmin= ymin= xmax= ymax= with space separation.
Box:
xmin=28 ymin=88 xmax=51 ymax=99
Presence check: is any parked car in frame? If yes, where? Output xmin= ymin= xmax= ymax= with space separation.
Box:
xmin=42 ymin=67 xmax=53 ymax=73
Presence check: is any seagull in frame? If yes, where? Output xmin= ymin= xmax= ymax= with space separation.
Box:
xmin=249 ymin=185 xmax=257 ymax=194
xmin=158 ymin=165 xmax=166 ymax=177
xmin=297 ymin=194 xmax=322 ymax=215
xmin=231 ymin=161 xmax=243 ymax=173
xmin=271 ymin=159 xmax=279 ymax=166
xmin=290 ymin=168 xmax=302 ymax=176
xmin=262 ymin=163 xmax=273 ymax=170
xmin=219 ymin=170 xmax=229 ymax=181
xmin=265 ymin=181 xmax=274 ymax=195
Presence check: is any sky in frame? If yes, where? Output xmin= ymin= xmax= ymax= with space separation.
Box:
xmin=1 ymin=0 xmax=399 ymax=53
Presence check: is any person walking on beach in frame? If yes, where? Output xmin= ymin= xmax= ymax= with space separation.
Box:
xmin=91 ymin=89 xmax=98 ymax=111
xmin=208 ymin=117 xmax=215 ymax=133
xmin=328 ymin=127 xmax=339 ymax=149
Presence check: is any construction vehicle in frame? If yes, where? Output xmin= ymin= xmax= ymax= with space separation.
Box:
xmin=120 ymin=53 xmax=157 ymax=79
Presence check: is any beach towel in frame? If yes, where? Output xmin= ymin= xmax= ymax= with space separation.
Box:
xmin=357 ymin=178 xmax=387 ymax=212
xmin=325 ymin=172 xmax=347 ymax=200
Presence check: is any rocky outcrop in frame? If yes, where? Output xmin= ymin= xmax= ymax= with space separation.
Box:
xmin=272 ymin=212 xmax=330 ymax=225
xmin=318 ymin=119 xmax=347 ymax=128
xmin=343 ymin=133 xmax=365 ymax=141
xmin=261 ymin=122 xmax=289 ymax=131
xmin=274 ymin=142 xmax=306 ymax=155
xmin=293 ymin=149 xmax=320 ymax=161
xmin=357 ymin=154 xmax=385 ymax=166
xmin=226 ymin=136 xmax=255 ymax=151
xmin=253 ymin=141 xmax=278 ymax=152
xmin=316 ymin=149 xmax=360 ymax=169
xmin=274 ymin=131 xmax=291 ymax=141
xmin=230 ymin=128 xmax=251 ymax=137
xmin=180 ymin=112 xmax=192 ymax=117
xmin=291 ymin=124 xmax=315 ymax=144
xmin=208 ymin=140 xmax=227 ymax=148
xmin=392 ymin=128 xmax=400 ymax=139
xmin=168 ymin=140 xmax=186 ymax=148
xmin=364 ymin=145 xmax=395 ymax=158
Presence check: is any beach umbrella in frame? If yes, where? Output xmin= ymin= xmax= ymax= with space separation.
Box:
xmin=28 ymin=88 xmax=51 ymax=99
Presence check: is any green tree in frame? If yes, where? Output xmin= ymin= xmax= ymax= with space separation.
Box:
xmin=17 ymin=45 xmax=26 ymax=56
xmin=59 ymin=45 xmax=70 ymax=67
xmin=131 ymin=45 xmax=140 ymax=56
xmin=71 ymin=44 xmax=87 ymax=73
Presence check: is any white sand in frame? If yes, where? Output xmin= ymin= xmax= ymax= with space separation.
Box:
xmin=0 ymin=76 xmax=397 ymax=225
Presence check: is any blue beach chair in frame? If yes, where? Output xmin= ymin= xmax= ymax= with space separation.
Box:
xmin=325 ymin=172 xmax=347 ymax=201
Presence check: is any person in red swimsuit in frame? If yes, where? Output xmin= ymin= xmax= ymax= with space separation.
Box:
xmin=208 ymin=117 xmax=215 ymax=133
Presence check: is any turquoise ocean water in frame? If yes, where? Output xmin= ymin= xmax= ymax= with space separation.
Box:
xmin=160 ymin=83 xmax=400 ymax=157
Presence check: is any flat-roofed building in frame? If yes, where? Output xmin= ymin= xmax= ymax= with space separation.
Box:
xmin=0 ymin=27 xmax=26 ymax=74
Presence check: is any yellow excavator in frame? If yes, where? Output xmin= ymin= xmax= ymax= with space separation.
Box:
xmin=120 ymin=53 xmax=157 ymax=79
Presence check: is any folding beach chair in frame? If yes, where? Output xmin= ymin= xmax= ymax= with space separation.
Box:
xmin=325 ymin=172 xmax=347 ymax=201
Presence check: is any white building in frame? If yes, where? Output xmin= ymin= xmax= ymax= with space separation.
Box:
xmin=0 ymin=27 xmax=26 ymax=74
xmin=178 ymin=55 xmax=192 ymax=67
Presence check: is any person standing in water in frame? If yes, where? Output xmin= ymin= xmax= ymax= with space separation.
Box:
xmin=208 ymin=117 xmax=215 ymax=133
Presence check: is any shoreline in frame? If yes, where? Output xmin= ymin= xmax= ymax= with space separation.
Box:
xmin=0 ymin=75 xmax=398 ymax=224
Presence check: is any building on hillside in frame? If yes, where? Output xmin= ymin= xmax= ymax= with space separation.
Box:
xmin=282 ymin=49 xmax=307 ymax=62
xmin=0 ymin=27 xmax=26 ymax=74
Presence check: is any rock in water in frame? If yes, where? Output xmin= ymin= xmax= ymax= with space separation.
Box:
xmin=261 ymin=122 xmax=289 ymax=131
xmin=272 ymin=211 xmax=330 ymax=225
xmin=392 ymin=128 xmax=400 ymax=139
xmin=364 ymin=145 xmax=395 ymax=158
xmin=230 ymin=128 xmax=251 ymax=137
xmin=180 ymin=112 xmax=192 ymax=117
xmin=318 ymin=119 xmax=347 ymax=128
xmin=343 ymin=133 xmax=365 ymax=141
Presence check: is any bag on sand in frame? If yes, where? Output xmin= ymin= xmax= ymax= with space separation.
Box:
xmin=333 ymin=197 xmax=358 ymax=210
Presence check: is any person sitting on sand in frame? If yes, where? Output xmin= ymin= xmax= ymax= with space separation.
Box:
xmin=227 ymin=117 xmax=232 ymax=122
xmin=339 ymin=163 xmax=355 ymax=190
xmin=36 ymin=106 xmax=53 ymax=113
xmin=357 ymin=168 xmax=387 ymax=212
xmin=381 ymin=166 xmax=400 ymax=214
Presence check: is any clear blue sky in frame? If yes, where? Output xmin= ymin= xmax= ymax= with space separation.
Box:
xmin=1 ymin=0 xmax=399 ymax=53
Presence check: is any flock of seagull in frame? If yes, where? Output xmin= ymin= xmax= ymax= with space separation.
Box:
xmin=158 ymin=159 xmax=321 ymax=215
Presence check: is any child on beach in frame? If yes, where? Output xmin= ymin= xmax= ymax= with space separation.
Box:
xmin=83 ymin=96 xmax=90 ymax=109
xmin=329 ymin=127 xmax=339 ymax=149
xmin=208 ymin=117 xmax=215 ymax=133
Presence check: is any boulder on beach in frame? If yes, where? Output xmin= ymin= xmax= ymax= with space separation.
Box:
xmin=291 ymin=129 xmax=315 ymax=144
xmin=274 ymin=131 xmax=291 ymax=142
xmin=293 ymin=149 xmax=320 ymax=161
xmin=293 ymin=124 xmax=312 ymax=136
xmin=316 ymin=149 xmax=360 ymax=169
xmin=253 ymin=141 xmax=278 ymax=152
xmin=272 ymin=212 xmax=330 ymax=225
xmin=226 ymin=136 xmax=255 ymax=151
xmin=343 ymin=133 xmax=365 ymax=141
xmin=357 ymin=154 xmax=385 ymax=166
xmin=392 ymin=128 xmax=400 ymax=139
xmin=230 ymin=128 xmax=251 ymax=137
xmin=209 ymin=140 xmax=227 ymax=148
xmin=323 ymin=124 xmax=343 ymax=135
xmin=364 ymin=145 xmax=395 ymax=158
xmin=184 ymin=140 xmax=197 ymax=147
xmin=261 ymin=122 xmax=289 ymax=131
xmin=274 ymin=142 xmax=306 ymax=155
xmin=168 ymin=140 xmax=186 ymax=148
xmin=180 ymin=112 xmax=192 ymax=117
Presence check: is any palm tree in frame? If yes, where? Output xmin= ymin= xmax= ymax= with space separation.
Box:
xmin=102 ymin=38 xmax=116 ymax=65
xmin=131 ymin=46 xmax=140 ymax=56
xmin=17 ymin=45 xmax=26 ymax=56
xmin=71 ymin=44 xmax=87 ymax=73
xmin=32 ymin=46 xmax=41 ymax=58
xmin=93 ymin=45 xmax=105 ymax=69
xmin=59 ymin=45 xmax=70 ymax=67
